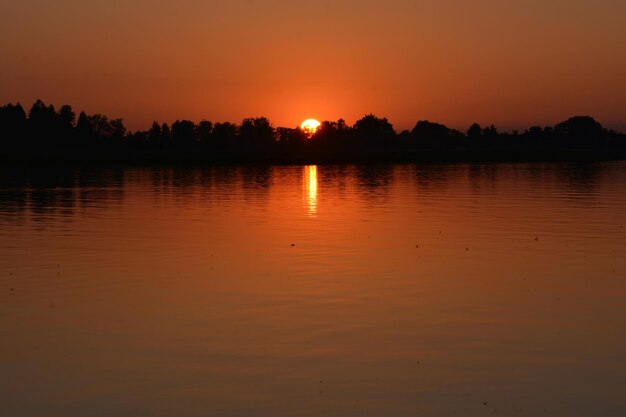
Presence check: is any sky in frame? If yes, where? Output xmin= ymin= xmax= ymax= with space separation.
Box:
xmin=1 ymin=0 xmax=625 ymax=132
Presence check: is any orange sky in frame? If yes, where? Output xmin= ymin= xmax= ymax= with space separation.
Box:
xmin=1 ymin=0 xmax=625 ymax=132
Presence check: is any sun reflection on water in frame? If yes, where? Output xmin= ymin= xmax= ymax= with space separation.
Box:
xmin=304 ymin=165 xmax=318 ymax=215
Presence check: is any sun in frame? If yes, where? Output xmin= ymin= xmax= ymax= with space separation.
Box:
xmin=300 ymin=119 xmax=321 ymax=136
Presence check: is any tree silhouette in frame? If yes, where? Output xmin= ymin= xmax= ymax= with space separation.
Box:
xmin=0 ymin=103 xmax=27 ymax=148
xmin=196 ymin=120 xmax=213 ymax=144
xmin=171 ymin=120 xmax=196 ymax=146
xmin=110 ymin=119 xmax=126 ymax=141
xmin=353 ymin=114 xmax=395 ymax=145
xmin=555 ymin=116 xmax=604 ymax=144
xmin=28 ymin=100 xmax=58 ymax=145
xmin=482 ymin=125 xmax=498 ymax=139
xmin=467 ymin=123 xmax=482 ymax=139
xmin=88 ymin=114 xmax=112 ymax=139
xmin=148 ymin=122 xmax=162 ymax=143
xmin=58 ymin=105 xmax=75 ymax=128
xmin=311 ymin=120 xmax=348 ymax=149
xmin=212 ymin=122 xmax=237 ymax=146
xmin=0 ymin=99 xmax=624 ymax=162
xmin=160 ymin=123 xmax=171 ymax=143
xmin=239 ymin=117 xmax=274 ymax=147
xmin=411 ymin=120 xmax=451 ymax=140
xmin=276 ymin=127 xmax=307 ymax=146
xmin=75 ymin=111 xmax=92 ymax=144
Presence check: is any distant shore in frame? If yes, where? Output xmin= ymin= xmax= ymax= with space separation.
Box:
xmin=2 ymin=100 xmax=625 ymax=166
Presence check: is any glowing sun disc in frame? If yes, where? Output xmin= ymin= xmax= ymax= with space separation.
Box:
xmin=301 ymin=119 xmax=321 ymax=135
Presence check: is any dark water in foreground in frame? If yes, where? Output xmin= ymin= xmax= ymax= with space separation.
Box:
xmin=1 ymin=162 xmax=625 ymax=417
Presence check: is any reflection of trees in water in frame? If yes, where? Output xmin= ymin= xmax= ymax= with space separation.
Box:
xmin=240 ymin=166 xmax=272 ymax=206
xmin=355 ymin=165 xmax=393 ymax=188
xmin=407 ymin=162 xmax=606 ymax=204
xmin=29 ymin=188 xmax=76 ymax=221
xmin=145 ymin=167 xmax=207 ymax=201
xmin=143 ymin=166 xmax=272 ymax=207
xmin=554 ymin=162 xmax=602 ymax=200
xmin=352 ymin=165 xmax=394 ymax=205
xmin=0 ymin=168 xmax=74 ymax=222
xmin=76 ymin=169 xmax=124 ymax=211
xmin=411 ymin=163 xmax=459 ymax=189
xmin=466 ymin=162 xmax=603 ymax=202
xmin=148 ymin=167 xmax=172 ymax=196
xmin=241 ymin=166 xmax=271 ymax=190
xmin=467 ymin=164 xmax=500 ymax=194
xmin=317 ymin=165 xmax=350 ymax=197
xmin=0 ymin=189 xmax=29 ymax=225
xmin=467 ymin=164 xmax=499 ymax=181
xmin=170 ymin=168 xmax=203 ymax=191
xmin=354 ymin=165 xmax=392 ymax=189
xmin=473 ymin=162 xmax=604 ymax=201
xmin=0 ymin=168 xmax=125 ymax=225
xmin=505 ymin=162 xmax=603 ymax=199
xmin=554 ymin=162 xmax=601 ymax=185
xmin=0 ymin=163 xmax=612 ymax=229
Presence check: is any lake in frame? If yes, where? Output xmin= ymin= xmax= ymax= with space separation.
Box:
xmin=1 ymin=162 xmax=625 ymax=417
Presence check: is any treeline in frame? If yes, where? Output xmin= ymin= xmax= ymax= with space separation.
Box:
xmin=1 ymin=99 xmax=625 ymax=162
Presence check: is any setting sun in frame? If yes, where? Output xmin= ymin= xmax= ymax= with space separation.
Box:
xmin=300 ymin=119 xmax=321 ymax=136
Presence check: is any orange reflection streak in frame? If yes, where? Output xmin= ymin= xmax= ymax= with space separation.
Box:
xmin=303 ymin=165 xmax=318 ymax=216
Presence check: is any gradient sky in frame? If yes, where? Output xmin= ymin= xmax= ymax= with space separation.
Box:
xmin=1 ymin=0 xmax=625 ymax=131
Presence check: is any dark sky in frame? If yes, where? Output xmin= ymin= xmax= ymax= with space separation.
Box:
xmin=1 ymin=0 xmax=625 ymax=131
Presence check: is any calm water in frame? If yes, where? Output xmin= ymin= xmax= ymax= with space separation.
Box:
xmin=1 ymin=163 xmax=626 ymax=417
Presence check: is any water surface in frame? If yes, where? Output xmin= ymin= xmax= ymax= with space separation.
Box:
xmin=1 ymin=162 xmax=626 ymax=417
